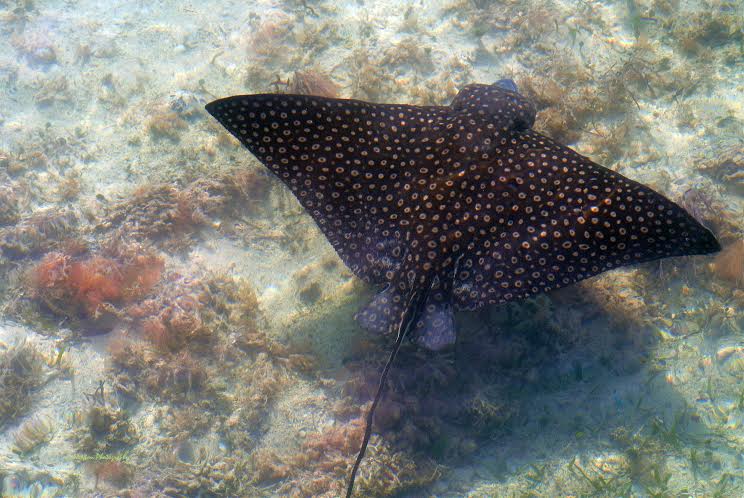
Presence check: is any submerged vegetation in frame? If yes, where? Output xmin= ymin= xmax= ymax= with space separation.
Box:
xmin=73 ymin=401 xmax=137 ymax=456
xmin=12 ymin=413 xmax=55 ymax=454
xmin=0 ymin=341 xmax=46 ymax=428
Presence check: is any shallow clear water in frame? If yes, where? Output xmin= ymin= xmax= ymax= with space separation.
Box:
xmin=0 ymin=0 xmax=742 ymax=496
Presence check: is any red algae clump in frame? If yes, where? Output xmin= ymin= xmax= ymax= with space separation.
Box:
xmin=29 ymin=245 xmax=164 ymax=323
xmin=302 ymin=417 xmax=366 ymax=459
xmin=67 ymin=256 xmax=128 ymax=315
xmin=287 ymin=69 xmax=341 ymax=98
xmin=89 ymin=460 xmax=133 ymax=488
xmin=710 ymin=239 xmax=744 ymax=286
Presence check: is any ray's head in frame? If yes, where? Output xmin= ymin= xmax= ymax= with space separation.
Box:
xmin=494 ymin=78 xmax=519 ymax=93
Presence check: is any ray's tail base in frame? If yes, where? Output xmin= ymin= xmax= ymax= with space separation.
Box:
xmin=345 ymin=287 xmax=430 ymax=498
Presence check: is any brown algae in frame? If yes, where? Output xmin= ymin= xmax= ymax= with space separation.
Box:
xmin=0 ymin=341 xmax=47 ymax=428
xmin=12 ymin=413 xmax=55 ymax=454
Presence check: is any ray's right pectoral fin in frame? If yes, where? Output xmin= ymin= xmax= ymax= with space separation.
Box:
xmin=413 ymin=292 xmax=456 ymax=351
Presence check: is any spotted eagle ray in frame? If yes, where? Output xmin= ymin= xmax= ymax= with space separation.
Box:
xmin=206 ymin=79 xmax=720 ymax=496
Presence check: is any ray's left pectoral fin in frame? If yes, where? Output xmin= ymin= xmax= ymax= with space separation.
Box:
xmin=412 ymin=291 xmax=456 ymax=351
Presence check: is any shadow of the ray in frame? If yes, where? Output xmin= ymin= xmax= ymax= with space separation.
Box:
xmin=341 ymin=270 xmax=724 ymax=496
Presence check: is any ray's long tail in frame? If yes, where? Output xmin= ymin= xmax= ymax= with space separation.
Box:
xmin=345 ymin=286 xmax=431 ymax=498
